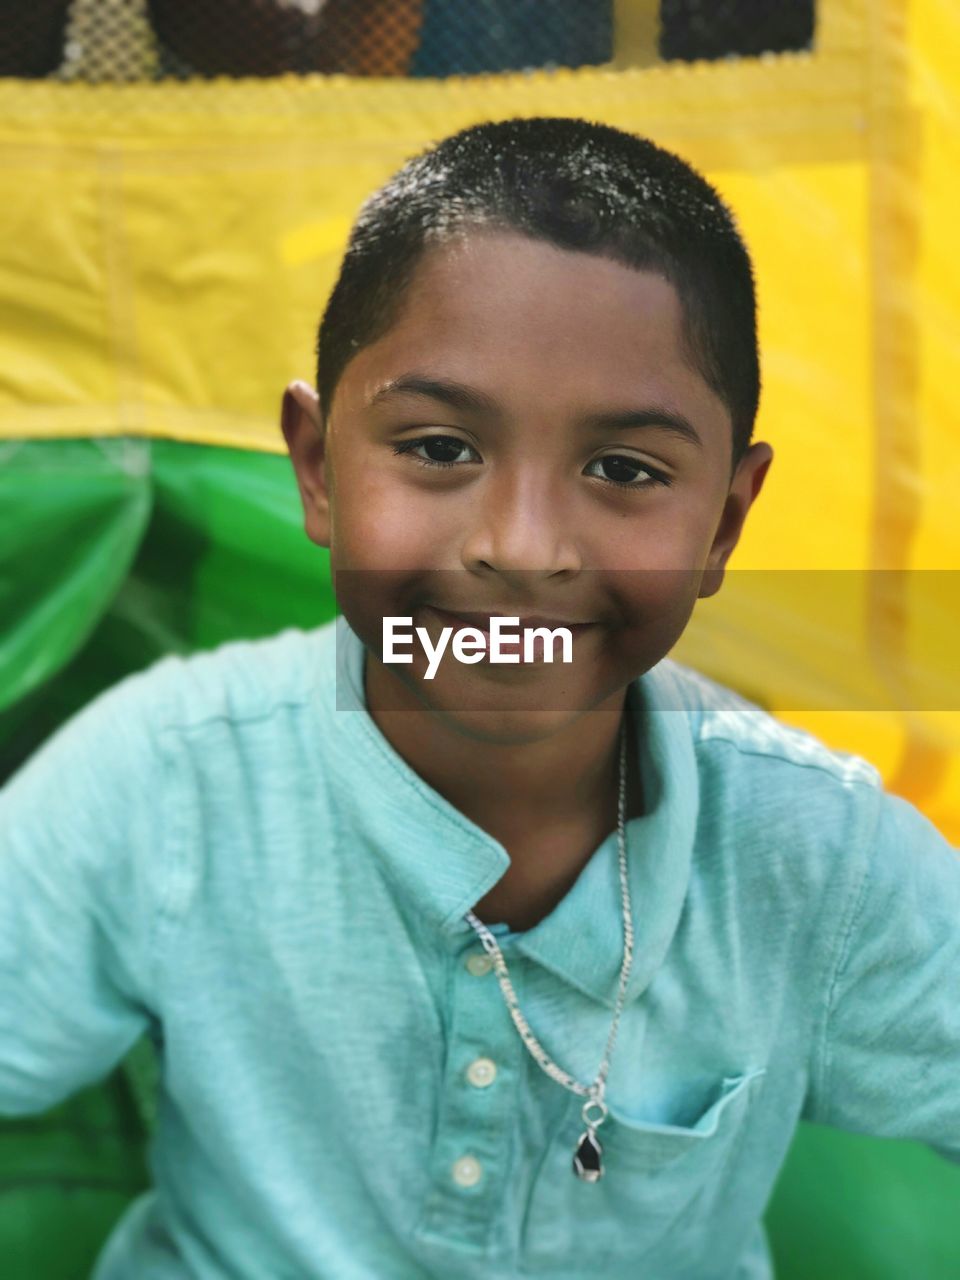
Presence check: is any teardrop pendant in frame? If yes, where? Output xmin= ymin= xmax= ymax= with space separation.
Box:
xmin=572 ymin=1127 xmax=604 ymax=1182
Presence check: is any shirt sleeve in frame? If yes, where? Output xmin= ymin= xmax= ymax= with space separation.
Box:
xmin=0 ymin=669 xmax=168 ymax=1117
xmin=806 ymin=787 xmax=960 ymax=1162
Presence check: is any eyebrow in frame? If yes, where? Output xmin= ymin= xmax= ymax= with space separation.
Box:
xmin=365 ymin=374 xmax=703 ymax=449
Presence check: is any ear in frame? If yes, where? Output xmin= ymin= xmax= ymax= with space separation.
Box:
xmin=698 ymin=442 xmax=774 ymax=599
xmin=280 ymin=379 xmax=330 ymax=549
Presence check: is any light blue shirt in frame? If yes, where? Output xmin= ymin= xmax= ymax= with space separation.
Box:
xmin=2 ymin=615 xmax=959 ymax=1278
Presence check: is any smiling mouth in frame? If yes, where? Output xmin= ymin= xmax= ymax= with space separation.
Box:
xmin=424 ymin=606 xmax=595 ymax=635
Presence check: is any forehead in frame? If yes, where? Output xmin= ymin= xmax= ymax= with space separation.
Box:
xmin=336 ymin=229 xmax=731 ymax=450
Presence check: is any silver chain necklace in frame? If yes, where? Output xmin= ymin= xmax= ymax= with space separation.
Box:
xmin=463 ymin=715 xmax=634 ymax=1183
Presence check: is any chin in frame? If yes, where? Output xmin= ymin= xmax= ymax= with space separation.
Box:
xmin=378 ymin=660 xmax=623 ymax=746
xmin=428 ymin=704 xmax=586 ymax=748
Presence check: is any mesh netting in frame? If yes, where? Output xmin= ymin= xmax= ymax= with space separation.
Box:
xmin=659 ymin=0 xmax=815 ymax=62
xmin=0 ymin=0 xmax=815 ymax=83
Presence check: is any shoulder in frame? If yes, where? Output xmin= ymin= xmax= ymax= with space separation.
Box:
xmin=644 ymin=657 xmax=886 ymax=880
xmin=643 ymin=661 xmax=911 ymax=970
xmin=3 ymin=621 xmax=339 ymax=810
xmin=648 ymin=660 xmax=958 ymax=928
xmin=647 ymin=656 xmax=882 ymax=793
xmin=100 ymin=618 xmax=339 ymax=737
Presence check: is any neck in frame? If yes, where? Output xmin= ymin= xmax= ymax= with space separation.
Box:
xmin=362 ymin=655 xmax=644 ymax=929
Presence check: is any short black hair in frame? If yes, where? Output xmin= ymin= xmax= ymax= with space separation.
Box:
xmin=316 ymin=116 xmax=760 ymax=471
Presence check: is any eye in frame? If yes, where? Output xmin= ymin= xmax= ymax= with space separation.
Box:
xmin=392 ymin=435 xmax=481 ymax=469
xmin=584 ymin=454 xmax=671 ymax=488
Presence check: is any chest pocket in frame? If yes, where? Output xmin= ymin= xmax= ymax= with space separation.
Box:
xmin=520 ymin=1067 xmax=767 ymax=1272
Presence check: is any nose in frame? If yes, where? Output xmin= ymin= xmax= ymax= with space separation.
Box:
xmin=459 ymin=468 xmax=582 ymax=583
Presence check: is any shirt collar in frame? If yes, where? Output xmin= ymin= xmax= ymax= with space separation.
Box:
xmin=321 ymin=615 xmax=699 ymax=1010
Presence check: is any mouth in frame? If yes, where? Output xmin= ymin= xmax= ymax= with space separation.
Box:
xmin=423 ymin=606 xmax=596 ymax=638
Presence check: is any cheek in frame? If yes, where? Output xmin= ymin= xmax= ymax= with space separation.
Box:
xmin=582 ymin=483 xmax=723 ymax=575
xmin=331 ymin=563 xmax=411 ymax=665
xmin=324 ymin=457 xmax=409 ymax=647
xmin=328 ymin=462 xmax=433 ymax=572
xmin=604 ymin=569 xmax=704 ymax=674
xmin=623 ymin=524 xmax=716 ymax=572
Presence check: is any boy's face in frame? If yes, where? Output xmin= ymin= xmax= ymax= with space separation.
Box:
xmin=283 ymin=229 xmax=771 ymax=740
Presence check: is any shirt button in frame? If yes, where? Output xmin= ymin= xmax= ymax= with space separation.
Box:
xmin=466 ymin=1057 xmax=497 ymax=1088
xmin=465 ymin=952 xmax=493 ymax=976
xmin=451 ymin=1155 xmax=483 ymax=1188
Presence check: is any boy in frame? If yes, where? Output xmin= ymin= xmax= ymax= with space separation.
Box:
xmin=1 ymin=117 xmax=958 ymax=1279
